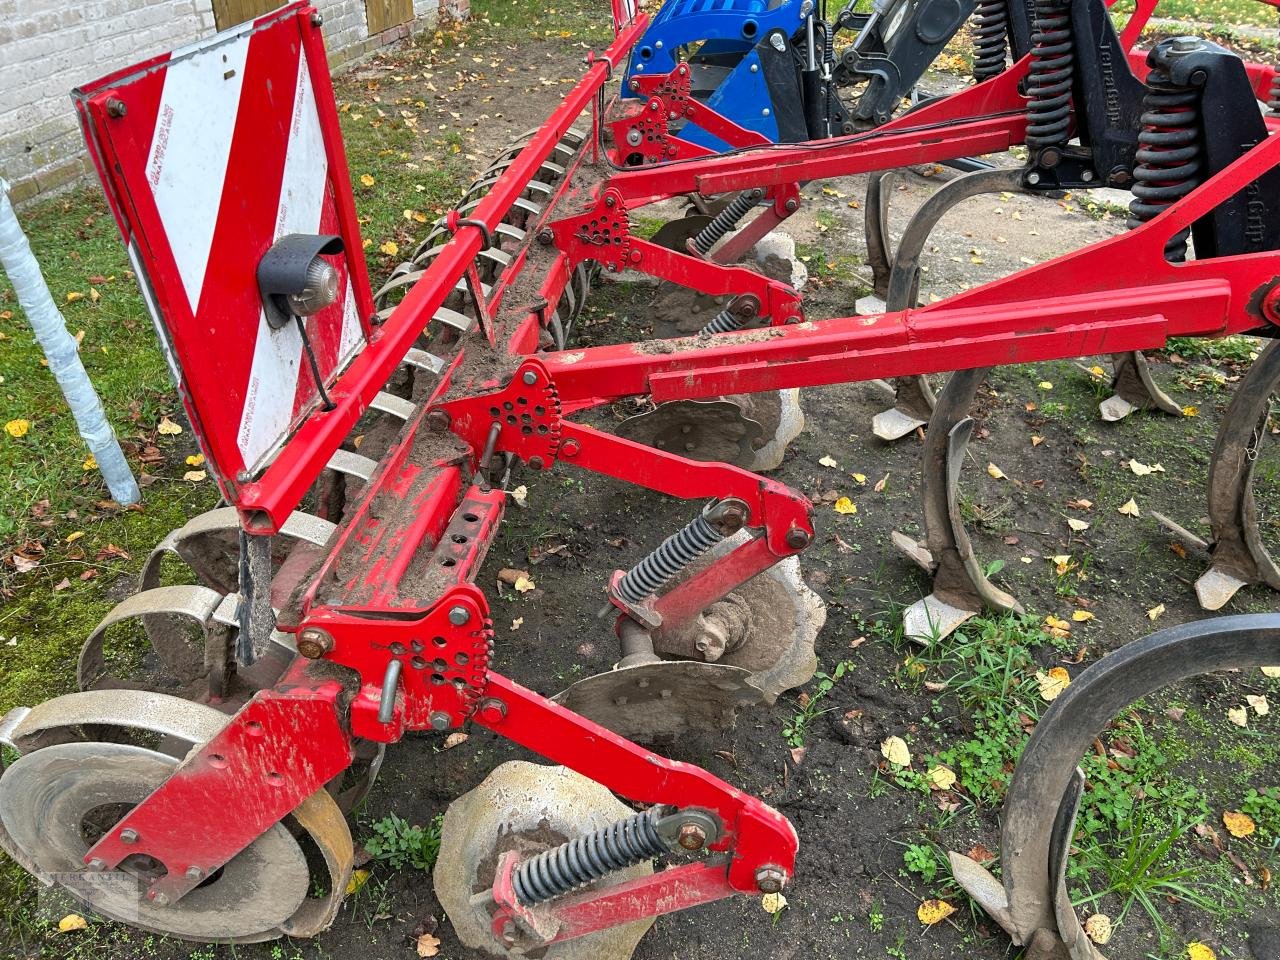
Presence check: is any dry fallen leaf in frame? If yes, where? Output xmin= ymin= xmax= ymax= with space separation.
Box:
xmin=1084 ymin=914 xmax=1112 ymax=945
xmin=157 ymin=416 xmax=183 ymax=436
xmin=1072 ymin=610 xmax=1095 ymax=622
xmin=1262 ymin=666 xmax=1280 ymax=678
xmin=514 ymin=575 xmax=536 ymax=593
xmin=1117 ymin=498 xmax=1141 ymax=517
xmin=82 ymin=454 xmax=97 ymax=471
xmin=511 ymin=617 xmax=523 ymax=631
xmin=509 ymin=485 xmax=528 ymax=506
xmin=346 ymin=869 xmax=370 ymax=895
xmin=185 ymin=453 xmax=205 ymax=466
xmin=1031 ymin=435 xmax=1045 ymax=446
xmin=182 ymin=470 xmax=207 ymax=482
xmin=442 ymin=732 xmax=469 ymax=750
xmin=5 ymin=419 xmax=30 ymax=438
xmin=1183 ymin=405 xmax=1200 ymax=417
xmin=818 ymin=455 xmax=839 ymax=468
xmin=1224 ymin=811 xmax=1256 ymax=838
xmin=1147 ymin=603 xmax=1166 ymax=621
xmin=1128 ymin=459 xmax=1164 ymax=476
xmin=917 ymin=899 xmax=956 ymax=925
xmin=881 ymin=735 xmax=911 ymax=768
xmin=1038 ymin=380 xmax=1053 ymax=390
xmin=360 ymin=173 xmax=376 ymax=186
xmin=833 ymin=497 xmax=857 ymax=515
xmin=986 ymin=462 xmax=1006 ymax=480
xmin=874 ymin=473 xmax=889 ymax=492
xmin=417 ymin=932 xmax=442 ymax=957
xmin=1227 ymin=706 xmax=1249 ymax=728
xmin=1187 ymin=944 xmax=1216 ymax=960
xmin=1037 ymin=667 xmax=1071 ymax=701
xmin=379 ymin=240 xmax=400 ymax=256
xmin=926 ymin=766 xmax=956 ymax=791
xmin=57 ymin=914 xmax=88 ymax=933
xmin=1066 ymin=517 xmax=1090 ymax=532
xmin=1247 ymin=695 xmax=1270 ymax=716
xmin=761 ymin=892 xmax=788 ymax=914
xmin=852 ymin=472 xmax=866 ymax=484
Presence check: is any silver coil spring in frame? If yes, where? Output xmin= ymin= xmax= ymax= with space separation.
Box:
xmin=972 ymin=0 xmax=1010 ymax=81
xmin=513 ymin=809 xmax=666 ymax=905
xmin=1127 ymin=68 xmax=1202 ymax=261
xmin=617 ymin=510 xmax=725 ymax=604
xmin=1025 ymin=0 xmax=1074 ymax=151
xmin=690 ymin=190 xmax=762 ymax=256
xmin=701 ymin=307 xmax=746 ymax=335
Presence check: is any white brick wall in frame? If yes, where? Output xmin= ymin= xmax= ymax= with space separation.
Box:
xmin=0 ymin=0 xmax=443 ymax=204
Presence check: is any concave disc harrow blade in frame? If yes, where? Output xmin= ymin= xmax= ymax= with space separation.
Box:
xmin=0 ymin=690 xmax=353 ymax=942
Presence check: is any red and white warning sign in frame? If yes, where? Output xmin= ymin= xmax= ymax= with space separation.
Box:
xmin=76 ymin=2 xmax=373 ymax=500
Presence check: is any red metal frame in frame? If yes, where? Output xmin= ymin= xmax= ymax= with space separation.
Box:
xmin=71 ymin=2 xmax=1280 ymax=949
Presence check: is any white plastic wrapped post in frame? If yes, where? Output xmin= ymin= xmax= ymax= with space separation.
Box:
xmin=0 ymin=179 xmax=140 ymax=505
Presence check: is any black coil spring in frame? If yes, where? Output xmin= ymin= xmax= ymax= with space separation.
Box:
xmin=972 ymin=0 xmax=1010 ymax=81
xmin=1025 ymin=0 xmax=1074 ymax=150
xmin=690 ymin=190 xmax=762 ymax=256
xmin=617 ymin=511 xmax=724 ymax=604
xmin=513 ymin=809 xmax=666 ymax=905
xmin=1127 ymin=68 xmax=1202 ymax=261
xmin=701 ymin=307 xmax=745 ymax=335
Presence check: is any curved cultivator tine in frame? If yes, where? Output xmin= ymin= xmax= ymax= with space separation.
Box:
xmin=951 ymin=614 xmax=1280 ymax=959
xmin=1098 ymin=350 xmax=1182 ymax=421
xmin=896 ymin=366 xmax=1024 ymax=643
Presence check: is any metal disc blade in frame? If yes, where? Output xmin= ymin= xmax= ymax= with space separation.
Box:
xmin=648 ymin=215 xmax=713 ymax=252
xmin=0 ymin=741 xmax=309 ymax=941
xmin=555 ymin=660 xmax=761 ymax=741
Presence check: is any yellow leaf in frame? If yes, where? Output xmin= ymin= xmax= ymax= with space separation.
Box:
xmin=926 ymin=765 xmax=957 ymax=791
xmin=1228 ymin=706 xmax=1249 ymax=728
xmin=360 ymin=174 xmax=375 ymax=186
xmin=509 ymin=485 xmax=528 ymax=506
xmin=917 ymin=899 xmax=956 ymax=925
xmin=986 ymin=462 xmax=1006 ymax=480
xmin=1031 ymin=435 xmax=1044 ymax=446
xmin=1247 ymin=694 xmax=1270 ymax=716
xmin=1038 ymin=381 xmax=1053 ymax=390
xmin=57 ymin=913 xmax=88 ymax=933
xmin=157 ymin=416 xmax=183 ymax=436
xmin=65 ymin=291 xmax=84 ymax=303
xmin=511 ymin=617 xmax=524 ymax=630
xmin=1262 ymin=666 xmax=1280 ymax=678
xmin=185 ymin=453 xmax=205 ymax=466
xmin=1129 ymin=459 xmax=1154 ymax=476
xmin=89 ymin=287 xmax=101 ymax=302
xmin=880 ymin=735 xmax=911 ymax=768
xmin=1182 ymin=405 xmax=1199 ymax=417
xmin=416 ymin=932 xmax=442 ymax=957
xmin=66 ymin=531 xmax=84 ymax=543
xmin=852 ymin=472 xmax=866 ymax=484
xmin=1066 ymin=517 xmax=1090 ymax=532
xmin=346 ymin=868 xmax=370 ymax=895
xmin=833 ymin=497 xmax=857 ymax=515
xmin=1224 ymin=810 xmax=1256 ymax=838
xmin=82 ymin=454 xmax=97 ymax=471
xmin=1037 ymin=667 xmax=1071 ymax=701
xmin=1117 ymin=498 xmax=1140 ymax=517
xmin=379 ymin=240 xmax=400 ymax=256
xmin=761 ymin=892 xmax=788 ymax=914
xmin=1084 ymin=914 xmax=1112 ymax=945
xmin=514 ymin=575 xmax=535 ymax=593
xmin=1072 ymin=610 xmax=1095 ymax=622
xmin=5 ymin=419 xmax=30 ymax=438
xmin=1147 ymin=603 xmax=1165 ymax=621
xmin=1088 ymin=365 xmax=1106 ymax=378
xmin=818 ymin=455 xmax=839 ymax=468
xmin=183 ymin=470 xmax=207 ymax=482
xmin=1187 ymin=944 xmax=1216 ymax=960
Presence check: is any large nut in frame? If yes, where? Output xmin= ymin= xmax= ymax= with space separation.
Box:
xmin=755 ymin=865 xmax=787 ymax=893
xmin=677 ymin=823 xmax=707 ymax=851
xmin=297 ymin=627 xmax=334 ymax=659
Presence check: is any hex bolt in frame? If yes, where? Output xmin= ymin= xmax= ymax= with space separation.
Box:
xmin=87 ymin=858 xmax=107 ymax=872
xmin=297 ymin=627 xmax=334 ymax=659
xmin=755 ymin=865 xmax=787 ymax=893
xmin=426 ymin=409 xmax=452 ymax=432
xmin=629 ymin=79 xmax=641 ymax=91
xmin=106 ymin=98 xmax=127 ymax=118
xmin=120 ymin=828 xmax=139 ymax=845
xmin=152 ymin=891 xmax=170 ymax=906
xmin=477 ymin=698 xmax=508 ymax=723
xmin=1026 ymin=171 xmax=1042 ymax=186
xmin=528 ymin=456 xmax=545 ymax=470
xmin=522 ymin=370 xmax=538 ymax=386
xmin=186 ymin=866 xmax=204 ymax=881
xmin=448 ymin=605 xmax=471 ymax=626
xmin=560 ymin=439 xmax=581 ymax=459
xmin=537 ymin=228 xmax=555 ymax=245
xmin=785 ymin=526 xmax=812 ymax=549
xmin=677 ymin=823 xmax=707 ymax=851
xmin=784 ymin=198 xmax=799 ymax=212
xmin=310 ymin=11 xmax=324 ymax=26
xmin=429 ymin=711 xmax=452 ymax=731
xmin=604 ymin=195 xmax=616 ymax=207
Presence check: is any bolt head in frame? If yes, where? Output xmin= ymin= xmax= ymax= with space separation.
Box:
xmin=1026 ymin=171 xmax=1041 ymax=186
xmin=151 ymin=891 xmax=170 ymax=906
xmin=297 ymin=627 xmax=334 ymax=659
xmin=677 ymin=823 xmax=707 ymax=850
xmin=629 ymin=79 xmax=641 ymax=91
xmin=86 ymin=858 xmax=107 ymax=872
xmin=185 ymin=866 xmax=204 ymax=881
xmin=429 ymin=711 xmax=452 ymax=731
xmin=120 ymin=828 xmax=138 ymax=845
xmin=755 ymin=865 xmax=787 ymax=893
xmin=106 ymin=98 xmax=127 ymax=118
xmin=427 ymin=409 xmax=452 ymax=432
xmin=528 ymin=456 xmax=545 ymax=470
xmin=784 ymin=198 xmax=799 ymax=212
xmin=310 ymin=11 xmax=323 ymax=26
xmin=477 ymin=698 xmax=508 ymax=723
xmin=561 ymin=439 xmax=581 ymax=458
xmin=785 ymin=527 xmax=811 ymax=549
xmin=448 ymin=605 xmax=470 ymax=626
xmin=522 ymin=369 xmax=538 ymax=386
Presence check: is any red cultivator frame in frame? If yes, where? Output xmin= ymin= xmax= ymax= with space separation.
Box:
xmin=2 ymin=0 xmax=1278 ymax=956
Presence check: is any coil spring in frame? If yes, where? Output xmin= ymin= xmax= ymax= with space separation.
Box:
xmin=971 ymin=0 xmax=1010 ymax=81
xmin=690 ymin=190 xmax=762 ymax=256
xmin=1025 ymin=0 xmax=1074 ymax=151
xmin=1127 ymin=68 xmax=1202 ymax=261
xmin=617 ymin=510 xmax=725 ymax=604
xmin=513 ymin=809 xmax=666 ymax=905
xmin=701 ymin=307 xmax=745 ymax=335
